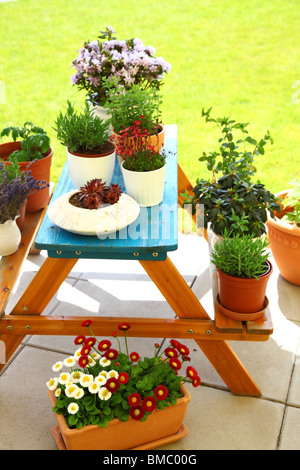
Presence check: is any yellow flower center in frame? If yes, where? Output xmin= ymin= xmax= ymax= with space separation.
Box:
xmin=134 ymin=409 xmax=141 ymax=416
xmin=146 ymin=400 xmax=152 ymax=407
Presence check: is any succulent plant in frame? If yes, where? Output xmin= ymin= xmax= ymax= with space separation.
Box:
xmin=76 ymin=178 xmax=122 ymax=209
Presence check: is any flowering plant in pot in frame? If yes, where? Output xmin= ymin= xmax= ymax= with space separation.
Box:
xmin=0 ymin=121 xmax=52 ymax=212
xmin=0 ymin=161 xmax=40 ymax=255
xmin=71 ymin=26 xmax=171 ymax=107
xmin=182 ymin=108 xmax=280 ymax=239
xmin=267 ymin=178 xmax=300 ymax=286
xmin=210 ymin=229 xmax=272 ymax=319
xmin=53 ymin=101 xmax=116 ymax=189
xmin=46 ymin=320 xmax=200 ymax=450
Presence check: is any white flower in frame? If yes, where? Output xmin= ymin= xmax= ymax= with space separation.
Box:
xmin=88 ymin=382 xmax=100 ymax=394
xmin=79 ymin=374 xmax=94 ymax=388
xmin=87 ymin=357 xmax=96 ymax=367
xmin=74 ymin=348 xmax=82 ymax=361
xmin=59 ymin=372 xmax=71 ymax=385
xmin=74 ymin=387 xmax=84 ymax=399
xmin=90 ymin=352 xmax=100 ymax=361
xmin=46 ymin=377 xmax=58 ymax=391
xmin=107 ymin=370 xmax=119 ymax=379
xmin=52 ymin=361 xmax=63 ymax=372
xmin=71 ymin=370 xmax=83 ymax=383
xmin=55 ymin=388 xmax=61 ymax=397
xmin=63 ymin=356 xmax=76 ymax=368
xmin=98 ymin=387 xmax=112 ymax=401
xmin=65 ymin=384 xmax=79 ymax=398
xmin=99 ymin=357 xmax=111 ymax=367
xmin=67 ymin=402 xmax=79 ymax=415
xmin=94 ymin=375 xmax=106 ymax=386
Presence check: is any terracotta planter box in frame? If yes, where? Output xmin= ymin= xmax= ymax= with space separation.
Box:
xmin=49 ymin=384 xmax=190 ymax=450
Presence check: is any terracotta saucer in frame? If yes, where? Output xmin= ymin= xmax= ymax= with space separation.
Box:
xmin=216 ymin=295 xmax=269 ymax=321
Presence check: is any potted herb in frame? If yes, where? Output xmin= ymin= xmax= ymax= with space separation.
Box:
xmin=71 ymin=26 xmax=171 ymax=110
xmin=0 ymin=122 xmax=53 ymax=212
xmin=105 ymin=85 xmax=165 ymax=168
xmin=53 ymin=101 xmax=116 ymax=189
xmin=267 ymin=178 xmax=300 ymax=286
xmin=210 ymin=229 xmax=272 ymax=319
xmin=47 ymin=320 xmax=200 ymax=450
xmin=182 ymin=108 xmax=280 ymax=240
xmin=47 ymin=178 xmax=140 ymax=236
xmin=0 ymin=161 xmax=40 ymax=255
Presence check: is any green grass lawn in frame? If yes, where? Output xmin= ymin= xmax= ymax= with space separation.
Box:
xmin=0 ymin=0 xmax=299 ymax=194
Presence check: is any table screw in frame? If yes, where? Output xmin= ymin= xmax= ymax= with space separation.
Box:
xmin=22 ymin=305 xmax=28 ymax=311
xmin=152 ymin=253 xmax=158 ymax=257
xmin=75 ymin=251 xmax=82 ymax=255
xmin=188 ymin=329 xmax=194 ymax=334
xmin=7 ymin=325 xmax=13 ymax=330
xmin=3 ymin=287 xmax=9 ymax=292
xmin=133 ymin=253 xmax=139 ymax=257
xmin=25 ymin=325 xmax=31 ymax=330
xmin=206 ymin=329 xmax=212 ymax=335
xmin=56 ymin=250 xmax=62 ymax=255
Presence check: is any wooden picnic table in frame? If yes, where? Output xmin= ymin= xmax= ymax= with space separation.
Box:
xmin=0 ymin=125 xmax=273 ymax=396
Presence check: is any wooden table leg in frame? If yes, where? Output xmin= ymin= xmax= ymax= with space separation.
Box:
xmin=140 ymin=256 xmax=262 ymax=397
xmin=0 ymin=257 xmax=77 ymax=371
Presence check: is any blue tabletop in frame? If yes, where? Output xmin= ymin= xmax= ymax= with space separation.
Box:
xmin=35 ymin=125 xmax=178 ymax=261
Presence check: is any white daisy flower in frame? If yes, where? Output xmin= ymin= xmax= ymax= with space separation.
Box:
xmin=99 ymin=357 xmax=111 ymax=367
xmin=98 ymin=387 xmax=112 ymax=401
xmin=65 ymin=384 xmax=79 ymax=398
xmin=59 ymin=372 xmax=71 ymax=385
xmin=107 ymin=370 xmax=119 ymax=379
xmin=88 ymin=382 xmax=100 ymax=394
xmin=94 ymin=375 xmax=107 ymax=386
xmin=71 ymin=370 xmax=83 ymax=383
xmin=52 ymin=361 xmax=63 ymax=372
xmin=46 ymin=377 xmax=58 ymax=391
xmin=79 ymin=374 xmax=94 ymax=388
xmin=55 ymin=389 xmax=61 ymax=397
xmin=74 ymin=348 xmax=82 ymax=361
xmin=74 ymin=387 xmax=84 ymax=399
xmin=99 ymin=370 xmax=108 ymax=378
xmin=63 ymin=356 xmax=76 ymax=368
xmin=87 ymin=357 xmax=96 ymax=367
xmin=91 ymin=352 xmax=100 ymax=361
xmin=67 ymin=402 xmax=79 ymax=415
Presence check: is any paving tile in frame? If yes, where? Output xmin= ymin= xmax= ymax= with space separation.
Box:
xmin=159 ymin=386 xmax=284 ymax=450
xmin=287 ymin=337 xmax=300 ymax=406
xmin=278 ymin=406 xmax=300 ymax=450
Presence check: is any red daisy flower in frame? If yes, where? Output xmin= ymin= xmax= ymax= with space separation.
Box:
xmin=129 ymin=352 xmax=140 ymax=362
xmin=192 ymin=376 xmax=201 ymax=387
xmin=142 ymin=396 xmax=157 ymax=413
xmin=186 ymin=366 xmax=198 ymax=379
xmin=154 ymin=385 xmax=168 ymax=401
xmin=74 ymin=335 xmax=86 ymax=345
xmin=129 ymin=406 xmax=145 ymax=421
xmin=168 ymin=357 xmax=181 ymax=370
xmin=103 ymin=349 xmax=119 ymax=360
xmin=128 ymin=392 xmax=141 ymax=407
xmin=80 ymin=344 xmax=91 ymax=356
xmin=118 ymin=322 xmax=131 ymax=331
xmin=98 ymin=339 xmax=112 ymax=352
xmin=105 ymin=377 xmax=120 ymax=393
xmin=112 ymin=331 xmax=118 ymax=337
xmin=164 ymin=347 xmax=179 ymax=358
xmin=178 ymin=343 xmax=190 ymax=357
xmin=118 ymin=372 xmax=129 ymax=385
xmin=81 ymin=319 xmax=93 ymax=327
xmin=78 ymin=355 xmax=89 ymax=368
xmin=170 ymin=339 xmax=181 ymax=349
xmin=84 ymin=337 xmax=96 ymax=347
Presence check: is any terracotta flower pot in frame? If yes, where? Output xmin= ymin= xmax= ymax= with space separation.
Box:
xmin=217 ymin=260 xmax=273 ymax=315
xmin=267 ymin=190 xmax=300 ymax=286
xmin=0 ymin=141 xmax=53 ymax=213
xmin=48 ymin=384 xmax=190 ymax=451
xmin=66 ymin=142 xmax=116 ymax=189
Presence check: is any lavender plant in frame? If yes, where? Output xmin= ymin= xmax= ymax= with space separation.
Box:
xmin=0 ymin=162 xmax=40 ymax=224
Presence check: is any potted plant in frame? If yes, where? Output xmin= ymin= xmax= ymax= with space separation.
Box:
xmin=71 ymin=26 xmax=171 ymax=112
xmin=182 ymin=108 xmax=280 ymax=242
xmin=47 ymin=178 xmax=140 ymax=236
xmin=0 ymin=161 xmax=40 ymax=255
xmin=210 ymin=229 xmax=272 ymax=319
xmin=47 ymin=320 xmax=200 ymax=450
xmin=105 ymin=84 xmax=165 ymax=169
xmin=267 ymin=178 xmax=300 ymax=286
xmin=0 ymin=122 xmax=53 ymax=212
xmin=53 ymin=101 xmax=116 ymax=189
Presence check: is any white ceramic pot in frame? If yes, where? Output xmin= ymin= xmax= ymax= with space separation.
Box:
xmin=89 ymin=104 xmax=112 ymax=132
xmin=67 ymin=147 xmax=116 ymax=189
xmin=0 ymin=218 xmax=21 ymax=256
xmin=121 ymin=163 xmax=166 ymax=207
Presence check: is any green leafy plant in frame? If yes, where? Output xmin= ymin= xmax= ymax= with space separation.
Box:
xmin=123 ymin=147 xmax=166 ymax=172
xmin=105 ymin=84 xmax=162 ymax=135
xmin=47 ymin=320 xmax=200 ymax=429
xmin=281 ymin=178 xmax=300 ymax=227
xmin=199 ymin=107 xmax=273 ymax=182
xmin=210 ymin=229 xmax=270 ymax=279
xmin=53 ymin=101 xmax=112 ymax=154
xmin=0 ymin=122 xmax=51 ymax=162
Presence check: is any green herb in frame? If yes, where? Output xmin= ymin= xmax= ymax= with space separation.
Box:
xmin=0 ymin=122 xmax=50 ymax=162
xmin=123 ymin=148 xmax=166 ymax=172
xmin=281 ymin=178 xmax=300 ymax=227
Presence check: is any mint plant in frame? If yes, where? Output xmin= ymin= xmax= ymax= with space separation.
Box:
xmin=282 ymin=178 xmax=300 ymax=227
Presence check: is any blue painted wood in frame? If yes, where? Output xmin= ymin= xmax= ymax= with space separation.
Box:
xmin=35 ymin=125 xmax=178 ymax=260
